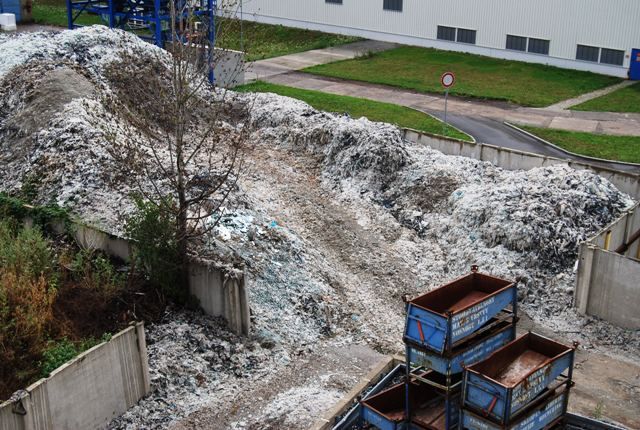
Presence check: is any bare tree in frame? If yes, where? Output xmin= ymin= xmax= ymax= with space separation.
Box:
xmin=101 ymin=0 xmax=250 ymax=292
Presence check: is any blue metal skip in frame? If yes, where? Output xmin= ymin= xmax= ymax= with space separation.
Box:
xmin=1 ymin=0 xmax=29 ymax=23
xmin=404 ymin=268 xmax=517 ymax=355
xmin=407 ymin=321 xmax=516 ymax=377
xmin=630 ymin=49 xmax=640 ymax=81
xmin=462 ymin=333 xmax=576 ymax=426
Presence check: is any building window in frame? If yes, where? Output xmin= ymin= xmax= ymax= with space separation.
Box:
xmin=383 ymin=0 xmax=402 ymax=11
xmin=456 ymin=28 xmax=476 ymax=45
xmin=326 ymin=0 xmax=342 ymax=3
xmin=528 ymin=38 xmax=550 ymax=55
xmin=600 ymin=48 xmax=624 ymax=66
xmin=506 ymin=35 xmax=527 ymax=51
xmin=437 ymin=26 xmax=456 ymax=42
xmin=576 ymin=45 xmax=600 ymax=62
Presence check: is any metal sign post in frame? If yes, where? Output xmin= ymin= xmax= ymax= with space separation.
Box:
xmin=440 ymin=72 xmax=456 ymax=136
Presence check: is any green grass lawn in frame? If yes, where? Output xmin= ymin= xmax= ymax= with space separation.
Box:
xmin=31 ymin=0 xmax=359 ymax=62
xmin=33 ymin=0 xmax=103 ymax=27
xmin=520 ymin=126 xmax=640 ymax=164
xmin=303 ymin=46 xmax=622 ymax=108
xmin=238 ymin=81 xmax=472 ymax=141
xmin=571 ymin=82 xmax=640 ymax=113
xmin=216 ymin=19 xmax=360 ymax=62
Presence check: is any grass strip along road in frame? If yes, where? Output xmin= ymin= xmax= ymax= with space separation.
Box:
xmin=520 ymin=126 xmax=640 ymax=164
xmin=572 ymin=82 xmax=640 ymax=113
xmin=238 ymin=81 xmax=473 ymax=142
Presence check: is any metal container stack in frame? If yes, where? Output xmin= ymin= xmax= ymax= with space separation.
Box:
xmin=460 ymin=332 xmax=576 ymax=430
xmin=361 ymin=266 xmax=519 ymax=430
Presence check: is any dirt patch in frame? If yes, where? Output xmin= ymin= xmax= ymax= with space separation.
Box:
xmin=52 ymin=276 xmax=165 ymax=341
xmin=0 ymin=62 xmax=95 ymax=162
xmin=170 ymin=343 xmax=385 ymax=430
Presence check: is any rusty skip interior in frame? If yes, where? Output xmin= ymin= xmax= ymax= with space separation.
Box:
xmin=467 ymin=332 xmax=573 ymax=388
xmin=410 ymin=271 xmax=514 ymax=316
xmin=362 ymin=372 xmax=459 ymax=430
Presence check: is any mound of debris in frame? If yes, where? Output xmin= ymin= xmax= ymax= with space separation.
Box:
xmin=110 ymin=309 xmax=272 ymax=428
xmin=1 ymin=26 xmax=638 ymax=429
xmin=243 ymin=91 xmax=633 ymax=275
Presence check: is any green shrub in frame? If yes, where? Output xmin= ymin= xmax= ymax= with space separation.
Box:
xmin=68 ymin=249 xmax=125 ymax=300
xmin=0 ymin=193 xmax=69 ymax=232
xmin=39 ymin=334 xmax=111 ymax=377
xmin=125 ymin=196 xmax=184 ymax=302
xmin=0 ymin=222 xmax=55 ymax=281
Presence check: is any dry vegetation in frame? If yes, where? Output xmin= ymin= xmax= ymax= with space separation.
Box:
xmin=0 ymin=206 xmax=165 ymax=400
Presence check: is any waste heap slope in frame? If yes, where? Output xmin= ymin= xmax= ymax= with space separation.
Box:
xmin=0 ymin=26 xmax=637 ymax=430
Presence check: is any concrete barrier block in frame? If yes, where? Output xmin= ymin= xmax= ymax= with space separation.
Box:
xmin=0 ymin=14 xmax=17 ymax=31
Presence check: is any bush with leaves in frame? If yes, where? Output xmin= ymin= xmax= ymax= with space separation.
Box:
xmin=0 ymin=221 xmax=57 ymax=393
xmin=39 ymin=334 xmax=112 ymax=377
xmin=65 ymin=248 xmax=125 ymax=301
xmin=125 ymin=196 xmax=184 ymax=302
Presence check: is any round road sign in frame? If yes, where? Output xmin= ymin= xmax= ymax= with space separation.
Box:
xmin=441 ymin=72 xmax=456 ymax=88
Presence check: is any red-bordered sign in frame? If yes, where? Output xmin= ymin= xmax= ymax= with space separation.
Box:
xmin=441 ymin=72 xmax=456 ymax=88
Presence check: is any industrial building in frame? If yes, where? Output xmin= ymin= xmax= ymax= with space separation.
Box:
xmin=234 ymin=0 xmax=640 ymax=78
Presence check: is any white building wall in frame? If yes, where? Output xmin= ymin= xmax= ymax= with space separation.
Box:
xmin=233 ymin=0 xmax=640 ymax=77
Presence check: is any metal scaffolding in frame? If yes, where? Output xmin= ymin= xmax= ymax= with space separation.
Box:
xmin=66 ymin=0 xmax=217 ymax=81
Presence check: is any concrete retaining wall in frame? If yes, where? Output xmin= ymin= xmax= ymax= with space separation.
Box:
xmin=213 ymin=48 xmax=245 ymax=88
xmin=575 ymin=203 xmax=640 ymax=329
xmin=75 ymin=225 xmax=251 ymax=335
xmin=27 ymin=216 xmax=250 ymax=335
xmin=586 ymin=203 xmax=640 ymax=257
xmin=0 ymin=323 xmax=150 ymax=430
xmin=403 ymin=129 xmax=640 ymax=200
xmin=73 ymin=222 xmax=250 ymax=335
xmin=189 ymin=262 xmax=250 ymax=335
xmin=575 ymin=246 xmax=640 ymax=329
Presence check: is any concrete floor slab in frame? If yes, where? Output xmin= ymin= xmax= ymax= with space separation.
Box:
xmin=598 ymin=120 xmax=640 ymax=136
xmin=548 ymin=117 xmax=599 ymax=133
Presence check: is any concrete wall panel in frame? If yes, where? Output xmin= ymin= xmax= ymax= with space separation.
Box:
xmin=0 ymin=324 xmax=149 ymax=430
xmin=586 ymin=250 xmax=640 ymax=329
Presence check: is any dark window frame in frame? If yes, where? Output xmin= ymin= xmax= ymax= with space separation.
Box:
xmin=456 ymin=28 xmax=476 ymax=45
xmin=576 ymin=44 xmax=600 ymax=63
xmin=437 ymin=25 xmax=456 ymax=42
xmin=600 ymin=48 xmax=625 ymax=66
xmin=527 ymin=38 xmax=550 ymax=55
xmin=506 ymin=35 xmax=527 ymax=52
xmin=383 ymin=0 xmax=402 ymax=12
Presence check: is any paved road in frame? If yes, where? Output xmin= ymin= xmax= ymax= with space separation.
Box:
xmin=429 ymin=112 xmax=640 ymax=173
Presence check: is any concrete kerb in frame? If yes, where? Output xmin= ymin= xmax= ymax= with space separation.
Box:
xmin=310 ymin=355 xmax=405 ymax=430
xmin=504 ymin=121 xmax=640 ymax=168
xmin=403 ymin=126 xmax=475 ymax=145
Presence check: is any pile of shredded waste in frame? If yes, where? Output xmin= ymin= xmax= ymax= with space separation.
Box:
xmin=1 ymin=27 xmax=638 ymax=429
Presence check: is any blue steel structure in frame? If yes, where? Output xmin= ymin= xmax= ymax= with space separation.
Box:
xmin=65 ymin=0 xmax=217 ymax=82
